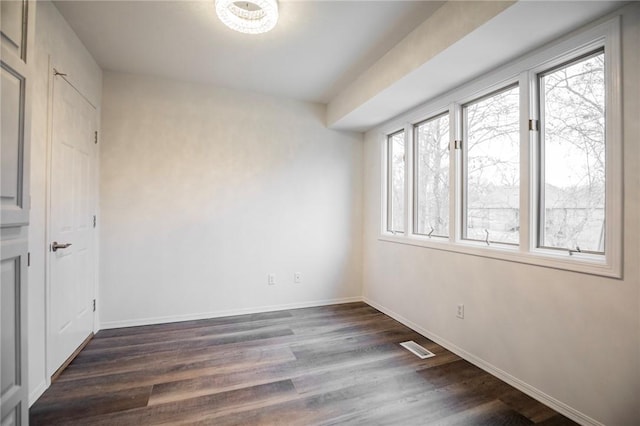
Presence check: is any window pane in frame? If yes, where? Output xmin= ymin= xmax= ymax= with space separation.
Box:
xmin=414 ymin=114 xmax=449 ymax=237
xmin=388 ymin=131 xmax=405 ymax=233
xmin=540 ymin=52 xmax=605 ymax=252
xmin=464 ymin=85 xmax=520 ymax=244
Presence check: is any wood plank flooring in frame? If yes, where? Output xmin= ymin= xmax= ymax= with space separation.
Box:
xmin=30 ymin=302 xmax=577 ymax=425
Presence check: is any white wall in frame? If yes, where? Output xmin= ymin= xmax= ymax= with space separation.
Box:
xmin=99 ymin=72 xmax=363 ymax=327
xmin=28 ymin=0 xmax=102 ymax=404
xmin=27 ymin=3 xmax=636 ymax=424
xmin=361 ymin=4 xmax=639 ymax=426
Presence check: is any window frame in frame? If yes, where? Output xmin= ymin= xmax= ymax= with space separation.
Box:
xmin=379 ymin=16 xmax=621 ymax=278
xmin=412 ymin=111 xmax=451 ymax=239
xmin=528 ymin=33 xmax=621 ymax=270
xmin=460 ymin=82 xmax=521 ymax=247
xmin=384 ymin=129 xmax=407 ymax=234
xmin=534 ymin=48 xmax=607 ymax=255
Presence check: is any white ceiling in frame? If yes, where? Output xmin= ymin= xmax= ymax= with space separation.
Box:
xmin=53 ymin=0 xmax=444 ymax=104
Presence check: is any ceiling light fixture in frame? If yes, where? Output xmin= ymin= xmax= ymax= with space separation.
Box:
xmin=215 ymin=0 xmax=279 ymax=35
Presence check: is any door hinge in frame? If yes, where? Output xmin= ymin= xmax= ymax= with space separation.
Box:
xmin=27 ymin=252 xmax=31 ymax=267
xmin=528 ymin=119 xmax=539 ymax=131
xmin=93 ymin=215 xmax=97 ymax=228
xmin=94 ymin=131 xmax=98 ymax=144
xmin=454 ymin=140 xmax=462 ymax=150
xmin=93 ymin=299 xmax=96 ymax=312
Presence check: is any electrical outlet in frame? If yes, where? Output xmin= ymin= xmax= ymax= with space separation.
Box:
xmin=294 ymin=272 xmax=302 ymax=283
xmin=268 ymin=273 xmax=276 ymax=285
xmin=457 ymin=304 xmax=464 ymax=319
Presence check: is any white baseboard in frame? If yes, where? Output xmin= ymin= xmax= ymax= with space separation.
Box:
xmin=99 ymin=296 xmax=363 ymax=330
xmin=29 ymin=380 xmax=48 ymax=407
xmin=362 ymin=296 xmax=603 ymax=426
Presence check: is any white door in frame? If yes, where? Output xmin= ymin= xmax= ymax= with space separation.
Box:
xmin=1 ymin=1 xmax=34 ymax=424
xmin=48 ymin=71 xmax=96 ymax=375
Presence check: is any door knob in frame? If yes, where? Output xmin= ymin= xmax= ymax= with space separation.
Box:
xmin=51 ymin=241 xmax=72 ymax=252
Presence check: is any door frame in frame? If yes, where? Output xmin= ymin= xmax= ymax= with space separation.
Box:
xmin=44 ymin=58 xmax=99 ymax=381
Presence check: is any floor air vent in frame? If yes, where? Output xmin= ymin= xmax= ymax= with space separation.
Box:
xmin=400 ymin=341 xmax=435 ymax=359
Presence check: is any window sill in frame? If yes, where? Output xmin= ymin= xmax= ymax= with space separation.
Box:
xmin=378 ymin=233 xmax=620 ymax=279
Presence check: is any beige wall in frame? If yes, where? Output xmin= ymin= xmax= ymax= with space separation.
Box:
xmin=99 ymin=72 xmax=363 ymax=327
xmin=362 ymin=4 xmax=639 ymax=425
xmin=28 ymin=0 xmax=103 ymax=404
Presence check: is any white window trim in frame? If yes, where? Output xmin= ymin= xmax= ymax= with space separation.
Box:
xmin=379 ymin=16 xmax=621 ymax=279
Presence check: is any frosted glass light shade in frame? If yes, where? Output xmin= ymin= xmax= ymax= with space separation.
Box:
xmin=215 ymin=0 xmax=278 ymax=35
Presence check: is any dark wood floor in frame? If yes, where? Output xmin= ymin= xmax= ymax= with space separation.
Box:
xmin=31 ymin=302 xmax=576 ymax=425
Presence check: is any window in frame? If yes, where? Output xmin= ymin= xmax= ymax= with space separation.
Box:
xmin=463 ymin=85 xmax=520 ymax=245
xmin=387 ymin=130 xmax=405 ymax=233
xmin=538 ymin=50 xmax=605 ymax=253
xmin=414 ymin=113 xmax=449 ymax=237
xmin=380 ymin=17 xmax=620 ymax=277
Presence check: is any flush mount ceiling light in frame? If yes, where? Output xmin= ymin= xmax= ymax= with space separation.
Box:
xmin=215 ymin=0 xmax=279 ymax=35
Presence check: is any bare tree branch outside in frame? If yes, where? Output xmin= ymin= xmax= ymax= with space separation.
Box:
xmin=415 ymin=114 xmax=449 ymax=237
xmin=390 ymin=51 xmax=605 ymax=251
xmin=389 ymin=131 xmax=406 ymax=233
xmin=540 ymin=51 xmax=605 ymax=252
xmin=464 ymin=85 xmax=520 ymax=244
